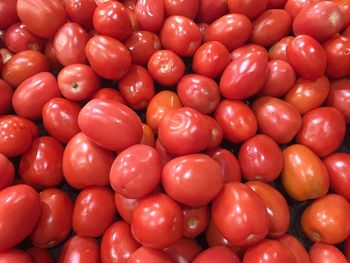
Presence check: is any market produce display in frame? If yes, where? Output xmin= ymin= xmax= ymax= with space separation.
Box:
xmin=0 ymin=0 xmax=350 ymax=262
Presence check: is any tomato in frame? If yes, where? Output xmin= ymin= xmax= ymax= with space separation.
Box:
xmin=0 ymin=79 xmax=13 ymax=114
xmin=2 ymin=50 xmax=49 ymax=87
xmin=269 ymin=36 xmax=294 ymax=62
xmin=193 ymin=246 xmax=240 ymax=263
xmin=78 ymin=99 xmax=142 ymax=152
xmin=135 ymin=0 xmax=165 ymax=32
xmin=243 ymin=239 xmax=297 ymax=263
xmin=309 ymin=243 xmax=347 ymax=263
xmin=147 ymin=50 xmax=185 ymax=86
xmin=204 ymin=116 xmax=223 ymax=150
xmin=197 ymin=0 xmax=228 ymax=23
xmin=0 ymin=0 xmax=18 ymax=30
xmin=114 ymin=193 xmax=139 ymax=224
xmin=12 ymin=72 xmax=61 ymax=120
xmin=277 ymin=235 xmax=311 ymax=263
xmin=177 ymin=74 xmax=220 ymax=114
xmin=85 ymin=35 xmax=131 ymax=80
xmin=192 ymin=41 xmax=230 ymax=79
xmin=228 ymin=0 xmax=267 ymax=19
xmin=62 ymin=132 xmax=114 ymax=189
xmin=124 ymin=31 xmax=161 ymax=65
xmin=101 ymin=221 xmax=140 ymax=263
xmin=4 ymin=23 xmax=44 ymax=53
xmin=158 ymin=107 xmax=211 ymax=156
xmin=128 ymin=247 xmax=173 ymax=263
xmin=131 ymin=193 xmax=183 ymax=249
xmin=219 ymin=51 xmax=268 ymax=100
xmin=92 ymin=87 xmax=126 ymax=104
xmin=140 ymin=123 xmax=155 ymax=147
xmin=118 ymin=65 xmax=155 ymax=110
xmin=164 ymin=0 xmax=199 ymax=19
xmin=231 ymin=43 xmax=267 ymax=61
xmin=204 ymin=14 xmax=252 ymax=52
xmin=26 ymin=247 xmax=55 ymax=263
xmin=252 ymin=97 xmax=302 ymax=144
xmin=293 ymin=1 xmax=343 ymax=42
xmin=0 ymin=249 xmax=34 ymax=263
xmin=0 ymin=154 xmax=14 ymax=190
xmin=285 ymin=76 xmax=330 ymax=115
xmin=66 ymin=0 xmax=97 ymax=30
xmin=281 ymin=144 xmax=329 ymax=201
xmin=284 ymin=0 xmax=320 ymax=19
xmin=0 ymin=184 xmax=41 ymax=251
xmin=58 ymin=235 xmax=99 ymax=263
xmin=323 ymin=35 xmax=350 ymax=79
xmin=54 ymin=22 xmax=90 ymax=66
xmin=286 ymin=35 xmax=327 ymax=80
xmin=302 ymin=194 xmax=350 ymax=244
xmin=155 ymin=139 xmax=174 ymax=166
xmin=326 ymin=78 xmax=350 ymax=123
xmin=212 ymin=182 xmax=269 ymax=246
xmin=215 ymin=100 xmax=257 ymax=143
xmin=332 ymin=0 xmax=350 ymax=28
xmin=44 ymin=40 xmax=61 ymax=70
xmin=164 ymin=238 xmax=202 ymax=263
xmin=205 ymin=219 xmax=234 ymax=248
xmin=182 ymin=205 xmax=209 ymax=238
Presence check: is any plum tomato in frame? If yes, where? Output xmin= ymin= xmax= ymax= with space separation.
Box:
xmin=196 ymin=0 xmax=228 ymax=23
xmin=231 ymin=44 xmax=267 ymax=61
xmin=92 ymin=88 xmax=126 ymax=104
xmin=228 ymin=0 xmax=268 ymax=20
xmin=278 ymin=235 xmax=311 ymax=263
xmin=0 ymin=153 xmax=14 ymax=190
xmin=269 ymin=36 xmax=294 ymax=62
xmin=0 ymin=79 xmax=13 ymax=115
xmin=0 ymin=0 xmax=18 ymax=30
xmin=192 ymin=246 xmax=240 ymax=263
xmin=164 ymin=0 xmax=199 ymax=19
xmin=326 ymin=78 xmax=350 ymax=123
xmin=128 ymin=247 xmax=173 ymax=263
xmin=163 ymin=238 xmax=202 ymax=263
xmin=284 ymin=0 xmax=321 ymax=19
xmin=182 ymin=205 xmax=210 ymax=238
xmin=332 ymin=0 xmax=350 ymax=28
xmin=309 ymin=243 xmax=347 ymax=263
xmin=135 ymin=0 xmax=165 ymax=32
xmin=65 ymin=0 xmax=97 ymax=30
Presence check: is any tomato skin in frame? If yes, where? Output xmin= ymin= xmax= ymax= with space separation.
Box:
xmin=281 ymin=144 xmax=329 ymax=201
xmin=128 ymin=247 xmax=173 ymax=263
xmin=92 ymin=88 xmax=126 ymax=104
xmin=285 ymin=76 xmax=330 ymax=115
xmin=131 ymin=193 xmax=183 ymax=249
xmin=286 ymin=35 xmax=327 ymax=80
xmin=44 ymin=40 xmax=61 ymax=70
xmin=212 ymin=182 xmax=269 ymax=246
xmin=65 ymin=0 xmax=97 ymax=30
xmin=162 ymin=154 xmax=223 ymax=207
xmin=215 ymin=100 xmax=257 ymax=143
xmin=332 ymin=0 xmax=350 ymax=28
xmin=252 ymin=97 xmax=302 ymax=144
xmin=0 ymin=153 xmax=14 ymax=190
xmin=85 ymin=35 xmax=131 ymax=80
xmin=0 ymin=249 xmax=34 ymax=263
xmin=182 ymin=205 xmax=209 ymax=238
xmin=0 ymin=0 xmax=18 ymax=30
xmin=140 ymin=123 xmax=155 ymax=147
xmin=219 ymin=51 xmax=268 ymax=100
xmin=269 ymin=36 xmax=294 ymax=62
xmin=114 ymin=193 xmax=139 ymax=224
xmin=58 ymin=235 xmax=100 ymax=263
xmin=326 ymin=78 xmax=350 ymax=123
xmin=205 ymin=219 xmax=234 ymax=248
xmin=42 ymin=98 xmax=81 ymax=144
xmin=204 ymin=116 xmax=223 ymax=150
xmin=231 ymin=44 xmax=267 ymax=61
xmin=204 ymin=14 xmax=252 ymax=52
xmin=228 ymin=0 xmax=268 ymax=20
xmin=163 ymin=238 xmax=202 ymax=263
xmin=284 ymin=0 xmax=320 ymax=19
xmin=12 ymin=72 xmax=61 ymax=120
xmin=101 ymin=221 xmax=140 ymax=263
xmin=0 ymin=184 xmax=41 ymax=251
xmin=197 ymin=0 xmax=228 ymax=23
xmin=277 ymin=235 xmax=311 ymax=263
xmin=164 ymin=0 xmax=199 ymax=19
xmin=26 ymin=247 xmax=55 ymax=263
xmin=2 ymin=50 xmax=49 ymax=87
xmin=193 ymin=246 xmax=240 ymax=263
xmin=0 ymin=79 xmax=13 ymax=114
xmin=135 ymin=0 xmax=165 ymax=32
xmin=62 ymin=132 xmax=114 ymax=189
xmin=78 ymin=99 xmax=142 ymax=152
xmin=309 ymin=243 xmax=347 ymax=263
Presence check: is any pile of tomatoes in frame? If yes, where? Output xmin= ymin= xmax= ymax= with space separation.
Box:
xmin=0 ymin=0 xmax=350 ymax=262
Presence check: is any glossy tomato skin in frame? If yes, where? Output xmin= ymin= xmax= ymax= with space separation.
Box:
xmin=128 ymin=247 xmax=173 ymax=263
xmin=12 ymin=72 xmax=61 ymax=120
xmin=131 ymin=193 xmax=183 ymax=249
xmin=44 ymin=40 xmax=61 ymax=70
xmin=62 ymin=132 xmax=114 ymax=189
xmin=228 ymin=0 xmax=267 ymax=20
xmin=114 ymin=193 xmax=139 ymax=224
xmin=58 ymin=235 xmax=100 ymax=263
xmin=284 ymin=0 xmax=321 ymax=19
xmin=205 ymin=219 xmax=234 ymax=248
xmin=30 ymin=188 xmax=73 ymax=248
xmin=0 ymin=0 xmax=18 ymax=30
xmin=332 ymin=0 xmax=350 ymax=28
xmin=204 ymin=116 xmax=223 ymax=150
xmin=164 ymin=0 xmax=199 ymax=19
xmin=0 ymin=153 xmax=14 ymax=190
xmin=0 ymin=184 xmax=41 ymax=251
xmin=231 ymin=44 xmax=267 ymax=61
xmin=277 ymin=235 xmax=311 ymax=263
xmin=92 ymin=88 xmax=126 ymax=104
xmin=65 ymin=0 xmax=97 ymax=30
xmin=183 ymin=205 xmax=210 ymax=238
xmin=85 ymin=35 xmax=131 ymax=80
xmin=163 ymin=238 xmax=202 ymax=263
xmin=215 ymin=100 xmax=257 ymax=143
xmin=301 ymin=194 xmax=350 ymax=244
xmin=286 ymin=35 xmax=327 ymax=80
xmin=192 ymin=246 xmax=240 ymax=263
xmin=17 ymin=0 xmax=67 ymax=39
xmin=197 ymin=0 xmax=228 ymax=23
xmin=78 ymin=99 xmax=142 ymax=152
xmin=269 ymin=36 xmax=294 ymax=62
xmin=327 ymin=78 xmax=350 ymax=123
xmin=252 ymin=97 xmax=302 ymax=144
xmin=0 ymin=249 xmax=34 ymax=263
xmin=162 ymin=154 xmax=223 ymax=207
xmin=309 ymin=243 xmax=347 ymax=263
xmin=281 ymin=144 xmax=329 ymax=201
xmin=212 ymin=182 xmax=269 ymax=246
xmin=135 ymin=0 xmax=165 ymax=32
xmin=26 ymin=247 xmax=55 ymax=263
xmin=101 ymin=221 xmax=140 ymax=263
xmin=0 ymin=79 xmax=13 ymax=114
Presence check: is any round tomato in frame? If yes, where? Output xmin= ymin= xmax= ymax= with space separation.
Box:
xmin=135 ymin=0 xmax=165 ymax=32
xmin=277 ymin=235 xmax=311 ymax=263
xmin=164 ymin=238 xmax=202 ymax=263
xmin=65 ymin=0 xmax=97 ymax=30
xmin=128 ymin=247 xmax=173 ymax=263
xmin=228 ymin=0 xmax=267 ymax=19
xmin=326 ymin=78 xmax=350 ymax=123
xmin=192 ymin=246 xmax=240 ymax=263
xmin=309 ymin=243 xmax=347 ymax=263
xmin=26 ymin=247 xmax=55 ymax=263
xmin=0 ymin=79 xmax=13 ymax=114
xmin=0 ymin=153 xmax=14 ymax=190
xmin=0 ymin=249 xmax=34 ymax=263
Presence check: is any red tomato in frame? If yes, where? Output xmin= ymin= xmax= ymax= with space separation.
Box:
xmin=158 ymin=107 xmax=211 ymax=156
xmin=0 ymin=153 xmax=14 ymax=190
xmin=193 ymin=246 xmax=240 ymax=263
xmin=140 ymin=123 xmax=155 ymax=147
xmin=183 ymin=205 xmax=209 ymax=238
xmin=164 ymin=0 xmax=199 ymax=19
xmin=309 ymin=243 xmax=347 ymax=263
xmin=277 ymin=235 xmax=310 ymax=263
xmin=212 ymin=182 xmax=269 ymax=246
xmin=205 ymin=219 xmax=235 ymax=248
xmin=286 ymin=34 xmax=327 ymax=80
xmin=135 ymin=0 xmax=165 ymax=32
xmin=147 ymin=50 xmax=185 ymax=86
xmin=204 ymin=116 xmax=223 ymax=150
xmin=163 ymin=238 xmax=202 ymax=263
xmin=131 ymin=193 xmax=183 ymax=249
xmin=0 ymin=0 xmax=18 ymax=30
xmin=101 ymin=221 xmax=140 ymax=263
xmin=268 ymin=0 xmax=287 ymax=8
xmin=12 ymin=72 xmax=61 ymax=120
xmin=0 ymin=184 xmax=41 ymax=251
xmin=114 ymin=193 xmax=139 ymax=224
xmin=215 ymin=100 xmax=257 ymax=143
xmin=92 ymin=88 xmax=126 ymax=104
xmin=285 ymin=76 xmax=330 ymax=115
xmin=332 ymin=0 xmax=350 ymax=28
xmin=58 ymin=236 xmax=99 ymax=263
xmin=284 ymin=0 xmax=320 ymax=19
xmin=78 ymin=99 xmax=142 ymax=152
xmin=0 ymin=79 xmax=13 ymax=114
xmin=269 ymin=36 xmax=294 ymax=62
xmin=155 ymin=139 xmax=174 ymax=166
xmin=65 ymin=0 xmax=97 ymax=30
xmin=228 ymin=0 xmax=267 ymax=19
xmin=204 ymin=14 xmax=252 ymax=52
xmin=62 ymin=132 xmax=114 ymax=189
xmin=44 ymin=40 xmax=61 ymax=70
xmin=0 ymin=249 xmax=34 ymax=263
xmin=26 ymin=247 xmax=55 ymax=263
xmin=162 ymin=154 xmax=223 ymax=207
xmin=17 ymin=0 xmax=67 ymax=39
xmin=197 ymin=0 xmax=228 ymax=23
xmin=85 ymin=35 xmax=131 ymax=80
xmin=281 ymin=144 xmax=329 ymax=201
xmin=128 ymin=247 xmax=173 ymax=263
xmin=252 ymin=96 xmax=302 ymax=144
xmin=30 ymin=188 xmax=73 ymax=248
xmin=326 ymin=78 xmax=350 ymax=123
xmin=219 ymin=51 xmax=268 ymax=100
xmin=231 ymin=43 xmax=267 ymax=60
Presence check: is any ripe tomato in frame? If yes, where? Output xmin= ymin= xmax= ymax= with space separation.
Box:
xmin=197 ymin=0 xmax=228 ymax=23
xmin=92 ymin=87 xmax=126 ymax=104
xmin=332 ymin=0 xmax=350 ymax=28
xmin=182 ymin=205 xmax=209 ymax=238
xmin=0 ymin=0 xmax=18 ymax=30
xmin=58 ymin=236 xmax=99 ymax=263
xmin=44 ymin=40 xmax=61 ymax=70
xmin=26 ymin=247 xmax=55 ymax=263
xmin=205 ymin=219 xmax=235 ymax=248
xmin=309 ymin=243 xmax=347 ymax=263
xmin=231 ymin=44 xmax=267 ymax=61
xmin=277 ymin=235 xmax=311 ymax=263
xmin=269 ymin=36 xmax=294 ymax=62
xmin=135 ymin=0 xmax=165 ymax=32
xmin=162 ymin=154 xmax=223 ymax=207
xmin=192 ymin=246 xmax=240 ymax=263
xmin=281 ymin=144 xmax=329 ymax=201
xmin=62 ymin=132 xmax=114 ymax=189
xmin=114 ymin=193 xmax=139 ymax=224
xmin=164 ymin=238 xmax=202 ymax=263
xmin=164 ymin=0 xmax=199 ymax=19
xmin=204 ymin=116 xmax=223 ymax=150
xmin=78 ymin=99 xmax=143 ymax=152
xmin=345 ymin=236 xmax=350 ymax=261
xmin=30 ymin=188 xmax=73 ymax=248
xmin=155 ymin=139 xmax=175 ymax=166
xmin=228 ymin=0 xmax=268 ymax=20
xmin=0 ymin=79 xmax=13 ymax=114
xmin=326 ymin=78 xmax=350 ymax=123
xmin=0 ymin=153 xmax=14 ymax=190
xmin=140 ymin=123 xmax=155 ymax=147
xmin=0 ymin=249 xmax=34 ymax=263
xmin=0 ymin=184 xmax=41 ymax=251
xmin=212 ymin=182 xmax=269 ymax=246
xmin=284 ymin=0 xmax=321 ymax=19
xmin=131 ymin=193 xmax=183 ymax=249
xmin=65 ymin=0 xmax=97 ymax=30
xmin=128 ymin=247 xmax=173 ymax=263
